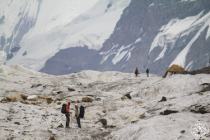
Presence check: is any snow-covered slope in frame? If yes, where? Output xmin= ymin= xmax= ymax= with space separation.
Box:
xmin=99 ymin=0 xmax=210 ymax=75
xmin=0 ymin=0 xmax=130 ymax=70
xmin=1 ymin=0 xmax=210 ymax=75
xmin=0 ymin=65 xmax=210 ymax=139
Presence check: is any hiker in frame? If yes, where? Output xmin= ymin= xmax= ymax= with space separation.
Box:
xmin=134 ymin=67 xmax=139 ymax=77
xmin=146 ymin=68 xmax=149 ymax=77
xmin=75 ymin=100 xmax=81 ymax=128
xmin=61 ymin=99 xmax=71 ymax=128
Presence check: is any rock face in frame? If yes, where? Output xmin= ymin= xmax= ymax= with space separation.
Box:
xmin=40 ymin=0 xmax=210 ymax=75
xmin=99 ymin=0 xmax=210 ymax=75
xmin=1 ymin=0 xmax=210 ymax=75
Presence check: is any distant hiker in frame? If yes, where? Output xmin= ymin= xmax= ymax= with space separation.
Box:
xmin=146 ymin=68 xmax=149 ymax=77
xmin=75 ymin=100 xmax=81 ymax=128
xmin=134 ymin=67 xmax=139 ymax=77
xmin=61 ymin=99 xmax=71 ymax=128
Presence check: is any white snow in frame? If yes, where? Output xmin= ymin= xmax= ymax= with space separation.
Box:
xmin=27 ymin=95 xmax=38 ymax=101
xmin=112 ymin=50 xmax=128 ymax=65
xmin=134 ymin=37 xmax=142 ymax=44
xmin=4 ymin=0 xmax=131 ymax=70
xmin=171 ymin=12 xmax=210 ymax=67
xmin=154 ymin=47 xmax=167 ymax=61
xmin=149 ymin=3 xmax=155 ymax=7
xmin=149 ymin=12 xmax=203 ymax=54
xmin=112 ymin=44 xmax=133 ymax=65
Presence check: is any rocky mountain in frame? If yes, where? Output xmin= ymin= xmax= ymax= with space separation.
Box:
xmin=0 ymin=0 xmax=210 ymax=75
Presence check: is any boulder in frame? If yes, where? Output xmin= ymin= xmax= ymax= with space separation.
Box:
xmin=98 ymin=119 xmax=107 ymax=128
xmin=31 ymin=84 xmax=42 ymax=88
xmin=14 ymin=122 xmax=20 ymax=125
xmin=46 ymin=98 xmax=53 ymax=104
xmin=124 ymin=93 xmax=132 ymax=99
xmin=5 ymin=96 xmax=17 ymax=102
xmin=49 ymin=136 xmax=55 ymax=140
xmin=20 ymin=94 xmax=28 ymax=100
xmin=68 ymin=87 xmax=75 ymax=92
xmin=121 ymin=93 xmax=132 ymax=100
xmin=57 ymin=123 xmax=64 ymax=128
xmin=200 ymin=83 xmax=210 ymax=92
xmin=160 ymin=110 xmax=178 ymax=115
xmin=27 ymin=95 xmax=38 ymax=101
xmin=190 ymin=104 xmax=210 ymax=114
xmin=82 ymin=97 xmax=93 ymax=103
xmin=159 ymin=96 xmax=167 ymax=102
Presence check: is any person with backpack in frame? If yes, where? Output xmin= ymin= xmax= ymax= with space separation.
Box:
xmin=146 ymin=68 xmax=149 ymax=77
xmin=75 ymin=100 xmax=81 ymax=128
xmin=61 ymin=99 xmax=71 ymax=128
xmin=134 ymin=67 xmax=139 ymax=77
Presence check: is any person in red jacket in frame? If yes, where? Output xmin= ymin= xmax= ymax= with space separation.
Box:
xmin=65 ymin=99 xmax=71 ymax=128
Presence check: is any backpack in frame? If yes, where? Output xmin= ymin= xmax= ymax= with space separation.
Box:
xmin=79 ymin=105 xmax=85 ymax=118
xmin=61 ymin=104 xmax=67 ymax=114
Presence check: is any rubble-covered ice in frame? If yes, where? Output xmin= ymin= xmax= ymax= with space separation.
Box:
xmin=0 ymin=65 xmax=209 ymax=140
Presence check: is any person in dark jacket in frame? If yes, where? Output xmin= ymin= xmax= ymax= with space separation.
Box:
xmin=75 ymin=100 xmax=81 ymax=128
xmin=146 ymin=68 xmax=149 ymax=77
xmin=134 ymin=67 xmax=139 ymax=77
xmin=65 ymin=100 xmax=71 ymax=128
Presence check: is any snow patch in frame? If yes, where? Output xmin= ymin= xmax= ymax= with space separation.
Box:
xmin=112 ymin=44 xmax=133 ymax=65
xmin=150 ymin=11 xmax=203 ymax=53
xmin=135 ymin=37 xmax=142 ymax=44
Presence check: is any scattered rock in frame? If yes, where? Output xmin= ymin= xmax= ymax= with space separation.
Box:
xmin=95 ymin=98 xmax=101 ymax=101
xmin=102 ymin=110 xmax=106 ymax=114
xmin=190 ymin=104 xmax=210 ymax=114
xmin=14 ymin=122 xmax=20 ymax=125
xmin=121 ymin=93 xmax=132 ymax=100
xmin=82 ymin=97 xmax=93 ymax=103
xmin=107 ymin=125 xmax=116 ymax=128
xmin=46 ymin=98 xmax=53 ymax=104
xmin=57 ymin=123 xmax=64 ymax=128
xmin=6 ymin=137 xmax=15 ymax=140
xmin=125 ymin=93 xmax=132 ymax=99
xmin=180 ymin=130 xmax=185 ymax=134
xmin=57 ymin=102 xmax=61 ymax=105
xmin=160 ymin=110 xmax=178 ymax=115
xmin=20 ymin=94 xmax=28 ymax=100
xmin=56 ymin=91 xmax=63 ymax=94
xmin=27 ymin=95 xmax=38 ymax=101
xmin=7 ymin=117 xmax=12 ymax=121
xmin=200 ymin=83 xmax=210 ymax=92
xmin=97 ymin=119 xmax=107 ymax=128
xmin=49 ymin=136 xmax=55 ymax=140
xmin=5 ymin=96 xmax=17 ymax=102
xmin=68 ymin=87 xmax=75 ymax=92
xmin=139 ymin=113 xmax=146 ymax=119
xmin=131 ymin=120 xmax=138 ymax=124
xmin=31 ymin=84 xmax=42 ymax=88
xmin=39 ymin=96 xmax=54 ymax=104
xmin=159 ymin=96 xmax=167 ymax=102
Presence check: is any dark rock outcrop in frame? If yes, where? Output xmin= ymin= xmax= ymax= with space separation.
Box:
xmin=159 ymin=96 xmax=167 ymax=102
xmin=160 ymin=110 xmax=178 ymax=115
